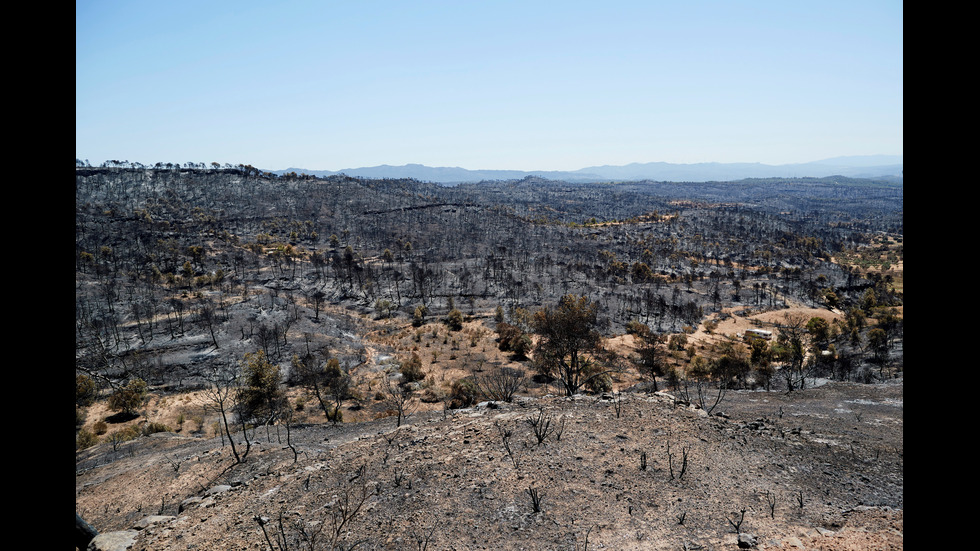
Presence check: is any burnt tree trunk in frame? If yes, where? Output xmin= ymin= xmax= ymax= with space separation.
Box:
xmin=76 ymin=513 xmax=98 ymax=550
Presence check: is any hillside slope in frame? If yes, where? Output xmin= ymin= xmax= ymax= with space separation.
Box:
xmin=76 ymin=380 xmax=902 ymax=550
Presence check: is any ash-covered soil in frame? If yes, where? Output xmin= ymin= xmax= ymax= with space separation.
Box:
xmin=76 ymin=379 xmax=902 ymax=550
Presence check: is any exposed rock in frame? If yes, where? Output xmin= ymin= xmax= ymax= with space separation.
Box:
xmin=204 ymin=484 xmax=231 ymax=496
xmin=134 ymin=515 xmax=174 ymax=529
xmin=87 ymin=530 xmax=138 ymax=551
xmin=737 ymin=532 xmax=758 ymax=548
xmin=178 ymin=496 xmax=203 ymax=512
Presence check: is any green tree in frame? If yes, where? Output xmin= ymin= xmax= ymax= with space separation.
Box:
xmin=532 ymin=295 xmax=604 ymax=396
xmin=806 ymin=317 xmax=830 ymax=348
xmin=494 ymin=305 xmax=505 ymax=324
xmin=860 ymin=288 xmax=878 ymax=314
xmin=76 ymin=428 xmax=99 ymax=450
xmin=867 ymin=327 xmax=889 ymax=364
xmin=236 ymin=351 xmax=286 ymax=426
xmin=497 ymin=321 xmax=532 ymax=359
xmin=632 ymin=323 xmax=667 ymax=392
xmin=749 ymin=337 xmax=773 ymax=390
xmin=322 ymin=358 xmax=350 ymax=423
xmin=76 ymin=374 xmax=98 ymax=408
xmin=631 ymin=261 xmax=655 ymax=283
xmin=375 ymin=299 xmax=393 ymax=319
xmin=875 ymin=309 xmax=902 ymax=344
xmin=108 ymin=378 xmax=147 ymax=417
xmin=775 ymin=313 xmax=809 ymax=391
xmin=844 ymin=307 xmax=866 ymax=346
xmin=293 ymin=353 xmax=350 ymax=423
xmin=186 ymin=245 xmax=205 ymax=270
xmin=822 ymin=289 xmax=840 ymax=309
xmin=446 ymin=308 xmax=464 ymax=331
xmin=712 ymin=343 xmax=751 ymax=390
xmin=412 ymin=304 xmax=429 ymax=327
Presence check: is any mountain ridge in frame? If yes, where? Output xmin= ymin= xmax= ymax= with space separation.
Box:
xmin=276 ymin=155 xmax=903 ymax=183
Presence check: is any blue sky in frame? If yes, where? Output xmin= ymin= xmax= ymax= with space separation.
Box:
xmin=76 ymin=1 xmax=902 ymax=172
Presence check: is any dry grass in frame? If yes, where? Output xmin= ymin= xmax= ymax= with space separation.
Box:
xmin=79 ymin=302 xmax=848 ymax=451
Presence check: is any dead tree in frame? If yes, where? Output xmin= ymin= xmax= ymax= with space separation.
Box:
xmin=75 ymin=513 xmax=98 ymax=550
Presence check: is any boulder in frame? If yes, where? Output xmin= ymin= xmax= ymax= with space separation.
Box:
xmin=737 ymin=532 xmax=758 ymax=548
xmin=87 ymin=530 xmax=138 ymax=551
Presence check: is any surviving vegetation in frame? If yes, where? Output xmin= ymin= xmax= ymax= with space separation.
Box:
xmin=76 ymin=161 xmax=902 ymax=550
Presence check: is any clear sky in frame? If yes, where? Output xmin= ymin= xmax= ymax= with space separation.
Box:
xmin=76 ymin=1 xmax=903 ymax=172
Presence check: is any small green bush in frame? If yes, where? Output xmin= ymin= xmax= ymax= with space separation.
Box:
xmin=142 ymin=422 xmax=171 ymax=436
xmin=76 ymin=374 xmax=98 ymax=408
xmin=400 ymin=353 xmax=425 ymax=383
xmin=585 ymin=372 xmax=612 ymax=394
xmin=583 ymin=360 xmax=612 ymax=394
xmin=449 ymin=378 xmax=479 ymax=409
xmin=446 ymin=308 xmax=464 ymax=331
xmin=625 ymin=320 xmax=649 ymax=336
xmin=76 ymin=429 xmax=99 ymax=450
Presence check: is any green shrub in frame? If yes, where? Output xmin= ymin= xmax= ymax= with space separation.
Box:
xmin=497 ymin=322 xmax=531 ymax=358
xmin=142 ymin=422 xmax=171 ymax=436
xmin=400 ymin=353 xmax=425 ymax=383
xmin=76 ymin=374 xmax=98 ymax=407
xmin=236 ymin=351 xmax=286 ymax=425
xmin=668 ymin=334 xmax=688 ymax=351
xmin=413 ymin=305 xmax=428 ymax=327
xmin=76 ymin=429 xmax=99 ymax=450
xmin=581 ymin=359 xmax=612 ymax=394
xmin=625 ymin=320 xmax=649 ymax=336
xmin=449 ymin=378 xmax=479 ymax=409
xmin=584 ymin=369 xmax=612 ymax=394
xmin=103 ymin=426 xmax=140 ymax=450
xmin=108 ymin=378 xmax=148 ymax=416
xmin=446 ymin=308 xmax=464 ymax=331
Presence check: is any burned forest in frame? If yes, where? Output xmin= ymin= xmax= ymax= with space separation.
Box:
xmin=76 ymin=163 xmax=903 ymax=550
xmin=76 ymin=164 xmax=902 ymax=389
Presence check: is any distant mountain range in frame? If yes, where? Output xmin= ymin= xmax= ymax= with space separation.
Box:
xmin=276 ymin=155 xmax=903 ymax=184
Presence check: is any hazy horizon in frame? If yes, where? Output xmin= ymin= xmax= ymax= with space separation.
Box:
xmin=77 ymin=1 xmax=903 ymax=172
xmin=274 ymin=154 xmax=904 ymax=173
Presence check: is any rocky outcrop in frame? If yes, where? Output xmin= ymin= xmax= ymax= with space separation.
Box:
xmin=87 ymin=530 xmax=138 ymax=551
xmin=85 ymin=516 xmax=175 ymax=551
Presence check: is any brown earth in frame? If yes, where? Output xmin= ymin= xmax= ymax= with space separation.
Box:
xmin=76 ymin=376 xmax=902 ymax=550
xmin=75 ymin=304 xmax=847 ymax=438
xmin=77 ymin=306 xmax=901 ymax=550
